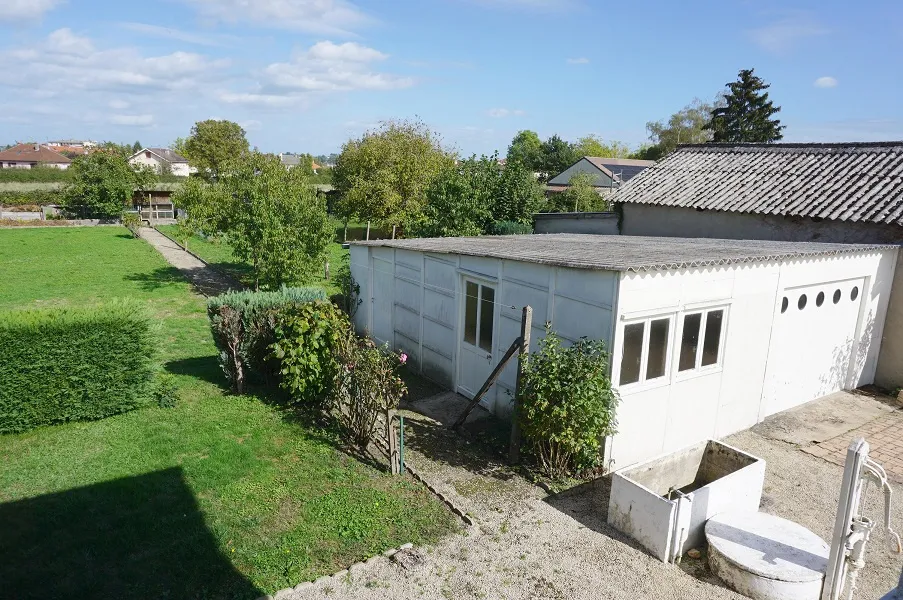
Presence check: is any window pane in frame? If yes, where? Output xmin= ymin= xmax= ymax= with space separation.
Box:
xmin=479 ymin=286 xmax=495 ymax=352
xmin=619 ymin=323 xmax=645 ymax=385
xmin=646 ymin=318 xmax=670 ymax=380
xmin=701 ymin=310 xmax=723 ymax=367
xmin=679 ymin=313 xmax=702 ymax=371
xmin=464 ymin=281 xmax=478 ymax=345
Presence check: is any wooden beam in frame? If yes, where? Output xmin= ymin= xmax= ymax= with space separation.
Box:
xmin=509 ymin=306 xmax=533 ymax=463
xmin=451 ymin=336 xmax=521 ymax=429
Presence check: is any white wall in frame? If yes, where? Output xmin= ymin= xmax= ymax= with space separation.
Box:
xmin=350 ymin=244 xmax=619 ymax=417
xmin=608 ymin=249 xmax=897 ymax=470
xmin=129 ymin=152 xmax=191 ymax=176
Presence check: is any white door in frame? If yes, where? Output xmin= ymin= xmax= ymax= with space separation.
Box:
xmin=371 ymin=257 xmax=394 ymax=347
xmin=457 ymin=279 xmax=497 ymax=408
xmin=762 ymin=278 xmax=864 ymax=417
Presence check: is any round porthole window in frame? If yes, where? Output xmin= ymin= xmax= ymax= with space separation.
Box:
xmin=798 ymin=294 xmax=807 ymax=310
xmin=816 ymin=291 xmax=825 ymax=307
xmin=833 ymin=289 xmax=841 ymax=304
xmin=781 ymin=297 xmax=788 ymax=313
xmin=851 ymin=286 xmax=859 ymax=301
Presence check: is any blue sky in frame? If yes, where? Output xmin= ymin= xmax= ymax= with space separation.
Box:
xmin=2 ymin=0 xmax=902 ymax=155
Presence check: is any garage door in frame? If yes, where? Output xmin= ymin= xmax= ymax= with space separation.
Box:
xmin=762 ymin=278 xmax=864 ymax=417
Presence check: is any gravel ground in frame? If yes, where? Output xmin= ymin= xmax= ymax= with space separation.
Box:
xmin=279 ymin=393 xmax=903 ymax=600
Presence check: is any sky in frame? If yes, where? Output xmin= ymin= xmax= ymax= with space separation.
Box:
xmin=1 ymin=0 xmax=902 ymax=156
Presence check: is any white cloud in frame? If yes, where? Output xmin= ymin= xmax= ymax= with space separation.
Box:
xmin=120 ymin=22 xmax=240 ymax=47
xmin=486 ymin=108 xmax=526 ymax=118
xmin=110 ymin=114 xmax=154 ymax=126
xmin=749 ymin=11 xmax=829 ymax=54
xmin=0 ymin=0 xmax=64 ymax=21
xmin=814 ymin=76 xmax=838 ymax=88
xmin=260 ymin=40 xmax=413 ymax=92
xmin=468 ymin=0 xmax=580 ymax=10
xmin=109 ymin=99 xmax=130 ymax=110
xmin=566 ymin=57 xmax=590 ymax=65
xmin=180 ymin=0 xmax=373 ymax=34
xmin=239 ymin=119 xmax=262 ymax=131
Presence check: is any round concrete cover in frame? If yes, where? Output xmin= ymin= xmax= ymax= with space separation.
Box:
xmin=705 ymin=511 xmax=830 ymax=583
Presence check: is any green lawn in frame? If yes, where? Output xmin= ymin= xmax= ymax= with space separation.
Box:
xmin=157 ymin=224 xmax=349 ymax=296
xmin=0 ymin=227 xmax=456 ymax=598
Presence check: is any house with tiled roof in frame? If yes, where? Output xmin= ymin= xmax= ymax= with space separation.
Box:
xmin=546 ymin=156 xmax=655 ymax=193
xmin=128 ymin=147 xmax=193 ymax=177
xmin=0 ymin=143 xmax=72 ymax=169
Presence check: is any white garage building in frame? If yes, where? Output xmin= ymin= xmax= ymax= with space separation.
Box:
xmin=350 ymin=234 xmax=898 ymax=470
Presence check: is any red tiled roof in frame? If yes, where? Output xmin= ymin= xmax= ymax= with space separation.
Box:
xmin=0 ymin=143 xmax=72 ymax=164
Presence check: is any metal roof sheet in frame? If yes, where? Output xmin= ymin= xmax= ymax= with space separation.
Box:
xmin=613 ymin=142 xmax=903 ymax=225
xmin=354 ymin=234 xmax=893 ymax=273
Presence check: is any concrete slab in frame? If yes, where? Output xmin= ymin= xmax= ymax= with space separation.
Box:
xmin=752 ymin=390 xmax=895 ymax=446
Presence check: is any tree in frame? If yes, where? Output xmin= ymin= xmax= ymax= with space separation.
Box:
xmin=332 ymin=119 xmax=453 ymax=232
xmin=182 ymin=120 xmax=250 ymax=181
xmin=62 ymin=150 xmax=156 ymax=218
xmin=506 ymin=130 xmax=543 ymax=172
xmin=549 ymin=172 xmax=608 ymax=213
xmin=410 ymin=153 xmax=544 ymax=238
xmin=573 ymin=135 xmax=632 ymax=159
xmin=171 ymin=137 xmax=188 ymax=158
xmin=174 ymin=152 xmax=331 ymax=290
xmin=98 ymin=141 xmax=133 ymax=158
xmin=641 ymin=98 xmax=715 ymax=159
xmin=132 ymin=141 xmax=142 ymax=153
xmin=706 ymin=69 xmax=784 ymax=143
xmin=539 ymin=135 xmax=579 ymax=181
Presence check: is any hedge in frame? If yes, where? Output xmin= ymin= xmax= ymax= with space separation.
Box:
xmin=0 ymin=189 xmax=62 ymax=207
xmin=488 ymin=220 xmax=533 ymax=235
xmin=207 ymin=287 xmax=326 ymax=393
xmin=0 ymin=302 xmax=158 ymax=434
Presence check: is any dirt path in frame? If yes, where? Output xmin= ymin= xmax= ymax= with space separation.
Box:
xmin=139 ymin=227 xmax=238 ymax=297
xmin=277 ymin=392 xmax=903 ymax=600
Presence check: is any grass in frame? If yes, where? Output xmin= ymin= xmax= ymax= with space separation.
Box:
xmin=158 ymin=224 xmax=349 ymax=296
xmin=0 ymin=226 xmax=456 ymax=598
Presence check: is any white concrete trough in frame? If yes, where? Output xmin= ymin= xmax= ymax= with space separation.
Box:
xmin=607 ymin=440 xmax=766 ymax=562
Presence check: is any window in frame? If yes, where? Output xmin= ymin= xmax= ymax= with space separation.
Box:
xmin=833 ymin=289 xmax=841 ymax=304
xmin=463 ymin=280 xmax=495 ymax=352
xmin=618 ymin=316 xmax=671 ymax=385
xmin=851 ymin=286 xmax=859 ymax=301
xmin=781 ymin=297 xmax=788 ymax=313
xmin=679 ymin=308 xmax=725 ymax=373
xmin=798 ymin=294 xmax=807 ymax=310
xmin=816 ymin=291 xmax=825 ymax=307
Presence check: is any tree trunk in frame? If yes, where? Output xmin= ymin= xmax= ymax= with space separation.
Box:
xmin=343 ymin=220 xmax=348 ymax=242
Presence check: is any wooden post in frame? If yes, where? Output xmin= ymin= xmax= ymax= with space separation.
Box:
xmin=387 ymin=409 xmax=399 ymax=474
xmin=366 ymin=220 xmax=371 ymax=241
xmin=452 ymin=337 xmax=522 ymax=429
xmin=324 ymin=261 xmax=330 ymax=281
xmin=391 ymin=225 xmax=397 ymax=239
xmin=509 ymin=306 xmax=532 ymax=463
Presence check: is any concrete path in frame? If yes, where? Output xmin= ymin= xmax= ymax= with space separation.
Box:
xmin=139 ymin=227 xmax=238 ymax=297
xmin=281 ymin=391 xmax=903 ymax=600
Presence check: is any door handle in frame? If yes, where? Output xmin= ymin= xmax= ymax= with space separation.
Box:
xmin=486 ymin=354 xmax=492 ymax=361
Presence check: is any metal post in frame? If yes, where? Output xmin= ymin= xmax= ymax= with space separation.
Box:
xmin=509 ymin=306 xmax=532 ymax=463
xmin=399 ymin=415 xmax=405 ymax=474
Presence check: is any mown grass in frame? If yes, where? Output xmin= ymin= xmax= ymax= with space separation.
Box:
xmin=0 ymin=226 xmax=456 ymax=598
xmin=158 ymin=223 xmax=350 ymax=296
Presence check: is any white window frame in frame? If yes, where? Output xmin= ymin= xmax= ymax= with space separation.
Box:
xmin=616 ymin=313 xmax=675 ymax=390
xmin=674 ymin=305 xmax=729 ymax=380
xmin=461 ymin=277 xmax=496 ymax=354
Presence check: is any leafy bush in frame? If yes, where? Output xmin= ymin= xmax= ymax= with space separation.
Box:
xmin=333 ymin=334 xmax=407 ymax=448
xmin=518 ymin=325 xmax=619 ymax=479
xmin=121 ymin=211 xmax=142 ymax=237
xmin=488 ymin=220 xmax=532 ymax=235
xmin=153 ymin=373 xmax=179 ymax=408
xmin=333 ymin=254 xmax=361 ymax=318
xmin=0 ymin=189 xmax=61 ymax=206
xmin=271 ymin=300 xmax=350 ymax=410
xmin=207 ymin=287 xmax=325 ymax=393
xmin=0 ymin=302 xmax=158 ymax=434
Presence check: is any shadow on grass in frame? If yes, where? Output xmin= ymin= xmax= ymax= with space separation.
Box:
xmin=0 ymin=467 xmax=262 ymax=600
xmin=124 ymin=266 xmax=186 ymax=291
xmin=165 ymin=355 xmax=228 ymax=389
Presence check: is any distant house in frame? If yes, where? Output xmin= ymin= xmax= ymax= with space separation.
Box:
xmin=546 ymin=157 xmax=655 ymax=194
xmin=46 ymin=139 xmax=97 ymax=149
xmin=128 ymin=148 xmax=192 ymax=177
xmin=279 ymin=153 xmax=319 ymax=173
xmin=0 ymin=143 xmax=72 ymax=169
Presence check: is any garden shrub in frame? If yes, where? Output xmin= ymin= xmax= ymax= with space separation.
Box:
xmin=270 ymin=300 xmax=350 ymax=410
xmin=207 ymin=286 xmax=325 ymax=393
xmin=0 ymin=189 xmax=62 ymax=207
xmin=518 ymin=325 xmax=619 ymax=479
xmin=488 ymin=220 xmax=532 ymax=235
xmin=121 ymin=212 xmax=142 ymax=237
xmin=332 ymin=333 xmax=407 ymax=448
xmin=0 ymin=302 xmax=158 ymax=434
